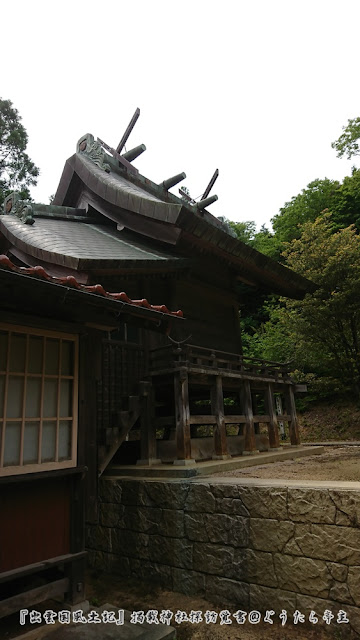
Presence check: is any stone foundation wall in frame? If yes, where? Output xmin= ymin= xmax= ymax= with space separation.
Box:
xmin=87 ymin=478 xmax=360 ymax=632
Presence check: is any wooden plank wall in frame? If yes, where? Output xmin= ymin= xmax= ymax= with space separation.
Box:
xmin=173 ymin=276 xmax=242 ymax=353
xmin=0 ymin=478 xmax=71 ymax=572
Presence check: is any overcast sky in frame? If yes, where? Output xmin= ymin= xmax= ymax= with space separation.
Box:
xmin=2 ymin=0 xmax=359 ymax=230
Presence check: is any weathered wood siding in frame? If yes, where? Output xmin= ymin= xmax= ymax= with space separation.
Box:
xmin=0 ymin=478 xmax=71 ymax=572
xmin=173 ymin=276 xmax=241 ymax=353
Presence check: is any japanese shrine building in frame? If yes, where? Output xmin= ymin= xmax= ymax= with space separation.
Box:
xmin=0 ymin=122 xmax=314 ymax=617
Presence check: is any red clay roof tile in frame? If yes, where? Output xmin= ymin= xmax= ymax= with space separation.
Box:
xmin=0 ymin=254 xmax=183 ymax=318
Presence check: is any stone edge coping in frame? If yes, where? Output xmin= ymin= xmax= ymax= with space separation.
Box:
xmin=103 ymin=475 xmax=360 ymax=491
xmin=107 ymin=446 xmax=326 ymax=479
xmin=192 ymin=477 xmax=360 ymax=490
xmin=304 ymin=441 xmax=360 ymax=446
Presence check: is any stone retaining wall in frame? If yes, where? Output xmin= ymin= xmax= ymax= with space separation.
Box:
xmin=87 ymin=478 xmax=360 ymax=633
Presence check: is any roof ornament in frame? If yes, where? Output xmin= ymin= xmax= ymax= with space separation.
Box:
xmin=96 ymin=107 xmax=145 ymax=175
xmin=122 ymin=144 xmax=146 ymax=162
xmin=179 ymin=169 xmax=219 ymax=210
xmin=97 ymin=138 xmax=139 ymax=174
xmin=3 ymin=192 xmax=35 ymax=225
xmin=116 ymin=107 xmax=140 ymax=154
xmin=179 ymin=186 xmax=195 ymax=205
xmin=197 ymin=194 xmax=218 ymax=210
xmin=197 ymin=169 xmax=219 ymax=210
xmin=161 ymin=172 xmax=186 ymax=191
xmin=201 ymin=169 xmax=219 ymax=201
xmin=77 ymin=134 xmax=111 ymax=173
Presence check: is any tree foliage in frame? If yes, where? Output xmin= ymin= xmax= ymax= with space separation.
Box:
xmin=233 ymin=119 xmax=360 ymax=404
xmin=332 ymin=117 xmax=360 ymax=159
xmin=229 ymin=220 xmax=282 ymax=259
xmin=330 ymin=168 xmax=360 ymax=230
xmin=228 ymin=170 xmax=360 ymax=260
xmin=284 ymin=215 xmax=360 ymax=395
xmin=228 ymin=220 xmax=257 ymax=244
xmin=0 ymin=98 xmax=39 ymax=207
xmin=271 ymin=178 xmax=341 ymax=243
xmin=246 ymin=215 xmax=360 ymax=399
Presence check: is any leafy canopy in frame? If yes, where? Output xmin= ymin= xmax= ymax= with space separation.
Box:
xmin=248 ymin=214 xmax=360 ymax=398
xmin=228 ymin=220 xmax=283 ymax=259
xmin=268 ymin=170 xmax=360 ymax=247
xmin=0 ymin=98 xmax=39 ymax=207
xmin=332 ymin=117 xmax=360 ymax=159
xmin=271 ymin=178 xmax=341 ymax=243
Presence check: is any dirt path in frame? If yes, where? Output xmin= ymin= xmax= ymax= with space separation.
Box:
xmin=212 ymin=446 xmax=360 ymax=482
xmin=85 ymin=572 xmax=356 ymax=640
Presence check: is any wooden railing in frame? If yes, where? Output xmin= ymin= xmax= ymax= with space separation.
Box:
xmin=150 ymin=343 xmax=291 ymax=381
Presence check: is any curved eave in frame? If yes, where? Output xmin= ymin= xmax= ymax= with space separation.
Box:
xmin=176 ymin=211 xmax=315 ymax=298
xmin=52 ymin=152 xmax=315 ymax=298
xmin=54 ymin=153 xmax=183 ymax=224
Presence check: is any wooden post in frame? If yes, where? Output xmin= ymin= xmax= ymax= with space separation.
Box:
xmin=252 ymin=393 xmax=260 ymax=434
xmin=211 ymin=376 xmax=231 ymax=460
xmin=65 ymin=473 xmax=86 ymax=606
xmin=78 ymin=329 xmax=101 ymax=523
xmin=285 ymin=385 xmax=300 ymax=445
xmin=264 ymin=383 xmax=280 ymax=449
xmin=64 ymin=557 xmax=86 ymax=606
xmin=173 ymin=368 xmax=195 ymax=465
xmin=241 ymin=380 xmax=258 ymax=454
xmin=137 ymin=381 xmax=161 ymax=465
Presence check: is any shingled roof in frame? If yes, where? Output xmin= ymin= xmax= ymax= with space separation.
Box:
xmin=51 ymin=147 xmax=315 ymax=299
xmin=1 ymin=130 xmax=315 ymax=300
xmin=0 ymin=213 xmax=188 ymax=273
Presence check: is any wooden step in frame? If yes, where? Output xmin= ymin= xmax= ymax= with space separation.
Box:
xmin=98 ymin=395 xmax=141 ymax=477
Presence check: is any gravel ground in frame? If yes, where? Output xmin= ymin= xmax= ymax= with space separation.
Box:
xmin=212 ymin=446 xmax=360 ymax=482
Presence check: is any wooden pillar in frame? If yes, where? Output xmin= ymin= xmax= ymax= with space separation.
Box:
xmin=78 ymin=328 xmax=101 ymax=523
xmin=264 ymin=383 xmax=280 ymax=449
xmin=137 ymin=381 xmax=161 ymax=465
xmin=241 ymin=380 xmax=258 ymax=454
xmin=252 ymin=393 xmax=260 ymax=435
xmin=173 ymin=368 xmax=195 ymax=465
xmin=285 ymin=385 xmax=300 ymax=445
xmin=211 ymin=376 xmax=231 ymax=460
xmin=65 ymin=557 xmax=86 ymax=606
xmin=65 ymin=473 xmax=86 ymax=605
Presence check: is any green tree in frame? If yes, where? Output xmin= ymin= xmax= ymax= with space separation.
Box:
xmin=228 ymin=220 xmax=257 ymax=244
xmin=332 ymin=117 xmax=360 ymax=159
xmin=227 ymin=220 xmax=282 ymax=259
xmin=274 ymin=215 xmax=360 ymax=397
xmin=330 ymin=168 xmax=360 ymax=230
xmin=252 ymin=225 xmax=283 ymax=260
xmin=271 ymin=178 xmax=341 ymax=244
xmin=0 ymin=98 xmax=39 ymax=207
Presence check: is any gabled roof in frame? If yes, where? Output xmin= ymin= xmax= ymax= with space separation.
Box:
xmin=53 ymin=151 xmax=230 ymax=242
xmin=51 ymin=144 xmax=315 ymax=299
